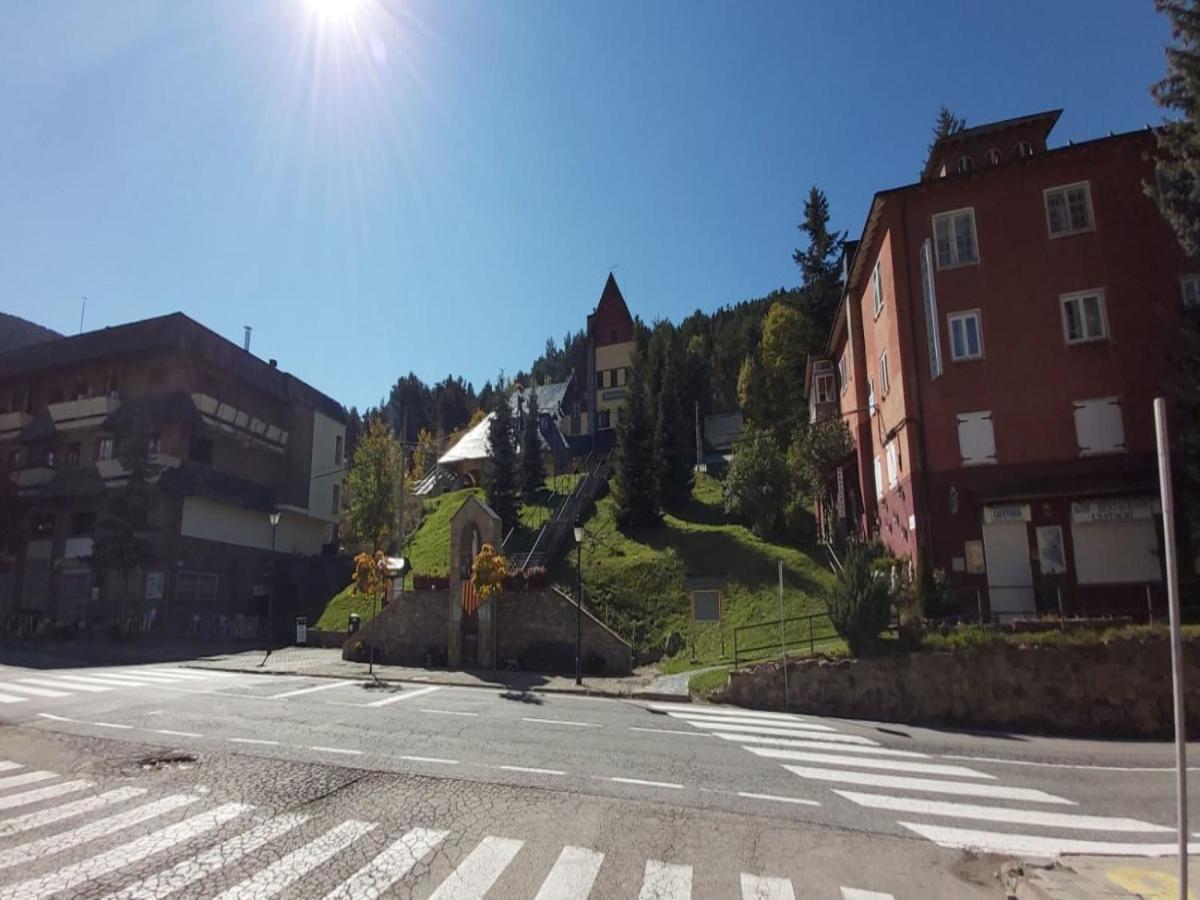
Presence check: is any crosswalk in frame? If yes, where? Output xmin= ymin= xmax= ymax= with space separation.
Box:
xmin=651 ymin=702 xmax=1186 ymax=859
xmin=0 ymin=667 xmax=237 ymax=706
xmin=0 ymin=757 xmax=895 ymax=899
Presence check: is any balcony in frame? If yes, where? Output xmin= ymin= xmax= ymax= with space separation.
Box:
xmin=10 ymin=466 xmax=55 ymax=491
xmin=190 ymin=393 xmax=289 ymax=452
xmin=0 ymin=412 xmax=32 ymax=442
xmin=47 ymin=395 xmax=120 ymax=431
xmin=63 ymin=536 xmax=94 ymax=559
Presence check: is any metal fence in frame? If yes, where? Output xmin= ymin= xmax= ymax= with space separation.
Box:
xmin=731 ymin=612 xmax=840 ymax=668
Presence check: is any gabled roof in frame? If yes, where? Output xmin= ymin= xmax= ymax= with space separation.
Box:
xmin=437 ymin=413 xmax=493 ymax=465
xmin=921 ymin=109 xmax=1062 ymax=181
xmin=511 ymin=379 xmax=571 ymax=417
xmin=587 ymin=273 xmax=634 ymax=331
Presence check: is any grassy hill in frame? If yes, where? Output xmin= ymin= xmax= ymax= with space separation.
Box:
xmin=315 ymin=473 xmax=839 ymax=671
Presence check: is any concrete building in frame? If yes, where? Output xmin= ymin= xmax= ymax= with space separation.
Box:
xmin=813 ymin=110 xmax=1193 ymax=618
xmin=582 ymin=273 xmax=636 ymax=448
xmin=0 ymin=313 xmax=347 ymax=636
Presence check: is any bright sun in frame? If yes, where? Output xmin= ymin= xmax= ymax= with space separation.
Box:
xmin=304 ymin=0 xmax=364 ymax=24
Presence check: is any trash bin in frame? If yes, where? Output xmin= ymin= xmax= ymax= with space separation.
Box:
xmin=348 ymin=614 xmax=360 ymax=634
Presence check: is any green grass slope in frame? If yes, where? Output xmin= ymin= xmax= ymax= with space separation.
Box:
xmin=555 ymin=473 xmax=838 ymax=672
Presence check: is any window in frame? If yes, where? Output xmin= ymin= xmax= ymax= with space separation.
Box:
xmin=932 ymin=208 xmax=978 ymax=269
xmin=1182 ymin=274 xmax=1200 ymax=308
xmin=867 ymin=377 xmax=876 ymax=414
xmin=189 ymin=435 xmax=214 ymax=465
xmin=1073 ymin=397 xmax=1125 ymax=456
xmin=919 ymin=239 xmax=943 ymax=379
xmin=106 ymin=374 xmax=120 ymax=398
xmin=70 ymin=511 xmax=96 ymax=535
xmin=334 ymin=434 xmax=344 ymax=466
xmin=878 ymin=351 xmax=890 ymax=398
xmin=72 ymin=379 xmax=89 ymax=401
xmin=986 ymin=148 xmax=1002 ymax=166
xmin=595 ymin=370 xmax=603 ymax=389
xmin=956 ymin=155 xmax=974 ymax=174
xmin=948 ymin=311 xmax=984 ymax=360
xmin=96 ymin=437 xmax=114 ymax=461
xmin=1015 ymin=140 xmax=1033 ymax=159
xmin=331 ymin=483 xmax=340 ymax=516
xmin=1036 ymin=525 xmax=1067 ymax=575
xmin=597 ymin=410 xmax=611 ymax=430
xmin=1060 ymin=289 xmax=1108 ymax=344
xmin=609 ymin=370 xmax=619 ymax=388
xmin=872 ymin=261 xmax=884 ymax=317
xmin=815 ymin=373 xmax=835 ymax=405
xmin=873 ymin=457 xmax=883 ymax=501
xmin=64 ymin=442 xmax=81 ymax=469
xmin=1045 ymin=182 xmax=1094 ymax=237
xmin=885 ymin=440 xmax=900 ymax=489
xmin=956 ymin=410 xmax=996 ymax=466
xmin=837 ymin=354 xmax=848 ymax=393
xmin=176 ymin=571 xmax=219 ymax=606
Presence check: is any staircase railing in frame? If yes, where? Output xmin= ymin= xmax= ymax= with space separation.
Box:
xmin=520 ymin=450 xmax=611 ymax=571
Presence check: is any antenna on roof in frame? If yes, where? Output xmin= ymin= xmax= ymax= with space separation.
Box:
xmin=243 ymin=326 xmax=252 ymax=353
xmin=79 ymin=296 xmax=87 ymax=335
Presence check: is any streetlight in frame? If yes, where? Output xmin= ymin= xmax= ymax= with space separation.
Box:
xmin=268 ymin=510 xmax=280 ymax=647
xmin=573 ymin=517 xmax=584 ymax=686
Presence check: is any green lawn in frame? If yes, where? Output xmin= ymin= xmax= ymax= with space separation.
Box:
xmin=553 ymin=473 xmax=837 ymax=672
xmin=402 ymin=487 xmax=482 ymax=576
xmin=313 ymin=583 xmax=379 ymax=631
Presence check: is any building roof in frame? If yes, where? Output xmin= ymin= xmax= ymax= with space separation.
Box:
xmin=703 ymin=412 xmax=744 ymax=453
xmin=587 ymin=273 xmax=634 ymax=344
xmin=511 ymin=379 xmax=571 ymax=416
xmin=0 ymin=312 xmax=346 ymax=423
xmin=438 ymin=413 xmax=493 ymax=465
xmin=920 ymin=109 xmax=1062 ymax=181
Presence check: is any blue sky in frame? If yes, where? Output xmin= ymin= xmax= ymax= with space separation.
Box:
xmin=0 ymin=1 xmax=1172 ymax=410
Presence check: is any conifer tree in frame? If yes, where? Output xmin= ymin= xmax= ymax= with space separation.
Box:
xmin=486 ymin=390 xmax=519 ymax=532
xmin=654 ymin=347 xmax=694 ymax=511
xmin=520 ymin=385 xmax=545 ymax=503
xmin=922 ymin=105 xmax=967 ymax=176
xmin=615 ymin=351 xmax=661 ymax=530
xmin=793 ymin=187 xmax=846 ymax=353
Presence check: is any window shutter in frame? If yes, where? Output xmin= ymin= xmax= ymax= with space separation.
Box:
xmin=1074 ymin=397 xmax=1125 ymax=455
xmin=957 ymin=411 xmax=996 ymax=466
xmin=874 ymin=457 xmax=883 ymax=500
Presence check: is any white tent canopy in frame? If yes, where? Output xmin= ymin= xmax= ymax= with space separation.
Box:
xmin=437 ymin=413 xmax=494 ymax=465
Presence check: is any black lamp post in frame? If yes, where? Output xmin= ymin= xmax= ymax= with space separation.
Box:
xmin=267 ymin=510 xmax=280 ymax=646
xmin=573 ymin=517 xmax=584 ymax=686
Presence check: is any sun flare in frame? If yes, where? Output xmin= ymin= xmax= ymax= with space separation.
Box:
xmin=304 ymin=0 xmax=365 ymax=25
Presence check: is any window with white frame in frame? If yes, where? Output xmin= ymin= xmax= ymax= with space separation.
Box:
xmin=867 ymin=377 xmax=876 ymax=414
xmin=878 ymin=350 xmax=890 ymax=398
xmin=331 ymin=483 xmax=340 ymax=516
xmin=957 ymin=156 xmax=974 ymax=174
xmin=956 ymin=410 xmax=996 ymax=466
xmin=1182 ymin=274 xmax=1200 ymax=308
xmin=815 ymin=372 xmax=835 ymax=405
xmin=1045 ymin=182 xmax=1094 ymax=237
xmin=932 ymin=208 xmax=978 ymax=269
xmin=885 ymin=440 xmax=899 ymax=489
xmin=1073 ymin=397 xmax=1125 ymax=456
xmin=1015 ymin=140 xmax=1033 ymax=159
xmin=948 ymin=310 xmax=983 ymax=360
xmin=872 ymin=261 xmax=884 ymax=317
xmin=1060 ymin=289 xmax=1108 ymax=344
xmin=837 ymin=354 xmax=848 ymax=393
xmin=986 ymin=148 xmax=1002 ymax=166
xmin=873 ymin=456 xmax=883 ymax=500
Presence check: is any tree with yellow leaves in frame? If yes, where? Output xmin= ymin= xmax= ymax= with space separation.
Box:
xmin=471 ymin=543 xmax=507 ymax=604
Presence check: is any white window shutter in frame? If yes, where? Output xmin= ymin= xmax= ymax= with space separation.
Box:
xmin=874 ymin=457 xmax=883 ymax=500
xmin=957 ymin=411 xmax=996 ymax=466
xmin=1074 ymin=397 xmax=1125 ymax=455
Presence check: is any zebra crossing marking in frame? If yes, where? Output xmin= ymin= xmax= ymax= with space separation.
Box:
xmin=898 ymin=821 xmax=1200 ymax=858
xmin=21 ymin=676 xmax=112 ymax=693
xmin=427 ymin=835 xmax=524 ymax=900
xmin=0 ymin=695 xmax=23 ymax=705
xmin=638 ymin=860 xmax=693 ymax=900
xmin=669 ymin=713 xmax=839 ymax=733
xmin=646 ymin=703 xmax=817 ymax=724
xmin=0 ymin=780 xmax=93 ymax=811
xmin=106 ymin=814 xmax=310 ymax=900
xmin=0 ymin=787 xmax=146 ymax=838
xmin=212 ymin=819 xmax=377 ymax=899
xmin=741 ymin=873 xmax=796 ymax=899
xmin=0 ymin=770 xmax=57 ymax=792
xmin=0 ymin=683 xmax=69 ymax=699
xmin=365 ymin=685 xmax=441 ymax=708
xmin=715 ymin=733 xmax=928 ymax=758
xmin=269 ymin=680 xmax=355 ymax=700
xmin=840 ymin=889 xmax=895 ymax=900
xmin=0 ymin=803 xmax=249 ymax=900
xmin=746 ymin=748 xmax=995 ymax=780
xmin=781 ymin=765 xmax=1075 ymax=805
xmin=322 ymin=827 xmax=447 ymax=900
xmin=532 ymin=845 xmax=605 ymax=900
xmin=0 ymin=793 xmax=198 ymax=871
xmin=0 ymin=764 xmax=18 ymax=774
xmin=683 ymin=720 xmax=877 ymax=746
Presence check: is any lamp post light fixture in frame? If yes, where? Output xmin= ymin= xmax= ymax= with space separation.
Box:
xmin=268 ymin=510 xmax=280 ymax=647
xmin=573 ymin=518 xmax=584 ymax=686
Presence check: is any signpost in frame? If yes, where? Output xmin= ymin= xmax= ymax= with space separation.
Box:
xmin=778 ymin=561 xmax=790 ymax=714
xmin=295 ymin=616 xmax=307 ymax=646
xmin=1154 ymin=397 xmax=1188 ymax=893
xmin=685 ymin=573 xmax=729 ymax=662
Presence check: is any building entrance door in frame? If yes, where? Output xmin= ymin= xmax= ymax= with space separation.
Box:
xmin=982 ymin=514 xmax=1035 ymax=617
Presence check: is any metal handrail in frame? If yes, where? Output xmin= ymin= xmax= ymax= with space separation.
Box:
xmin=732 ymin=612 xmax=838 ymax=668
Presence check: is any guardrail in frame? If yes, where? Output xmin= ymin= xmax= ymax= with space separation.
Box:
xmin=732 ymin=612 xmax=839 ymax=668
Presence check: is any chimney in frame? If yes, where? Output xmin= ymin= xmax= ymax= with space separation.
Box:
xmin=269 ymin=358 xmax=278 ymax=369
xmin=243 ymin=326 xmax=252 ymax=352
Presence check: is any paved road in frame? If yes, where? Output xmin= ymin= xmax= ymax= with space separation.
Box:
xmin=0 ymin=659 xmax=1194 ymax=897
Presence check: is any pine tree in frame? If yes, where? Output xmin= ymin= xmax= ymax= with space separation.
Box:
xmin=654 ymin=347 xmax=693 ymax=511
xmin=520 ymin=385 xmax=545 ymax=503
xmin=486 ymin=390 xmax=519 ymax=532
xmin=736 ymin=353 xmax=770 ymax=425
xmin=1151 ymin=0 xmax=1200 ymax=541
xmin=615 ymin=351 xmax=661 ymax=529
xmin=793 ymin=187 xmax=846 ymax=352
xmin=923 ymin=105 xmax=967 ymax=175
xmin=344 ymin=416 xmax=403 ymax=553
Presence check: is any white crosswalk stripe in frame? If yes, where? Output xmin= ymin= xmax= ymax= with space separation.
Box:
xmin=835 ymin=790 xmax=1174 ymax=833
xmin=0 ymin=683 xmax=68 ymax=698
xmin=668 ymin=712 xmax=839 ymax=733
xmin=323 ymin=827 xmax=448 ymax=900
xmin=0 ymin=793 xmax=198 ymax=870
xmin=0 ymin=779 xmax=93 ymax=811
xmin=213 ymin=819 xmax=376 ymax=899
xmin=428 ymin=835 xmax=524 ymax=899
xmin=0 ymin=763 xmax=19 ymax=774
xmin=533 ymin=845 xmax=605 ymax=900
xmin=0 ymin=694 xmax=24 ymax=705
xmin=714 ymin=733 xmax=928 ymax=758
xmin=0 ymin=667 xmax=238 ymax=705
xmin=59 ymin=673 xmax=153 ymax=687
xmin=840 ymin=889 xmax=895 ymax=900
xmin=898 ymin=821 xmax=1200 ymax=858
xmin=781 ymin=765 xmax=1074 ymax=805
xmin=0 ymin=770 xmax=57 ymax=792
xmin=747 ymin=748 xmax=995 ymax=780
xmin=681 ymin=720 xmax=877 ymax=745
xmin=20 ymin=676 xmax=112 ymax=692
xmin=638 ymin=859 xmax=692 ymax=899
xmin=0 ymin=802 xmax=249 ymax=900
xmin=647 ymin=704 xmax=817 ymax=724
xmin=106 ymin=813 xmax=310 ymax=900
xmin=741 ymin=873 xmax=795 ymax=899
xmin=0 ymin=787 xmax=146 ymax=837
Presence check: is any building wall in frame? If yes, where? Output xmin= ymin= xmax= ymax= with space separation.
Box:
xmin=593 ymin=341 xmax=633 ymax=428
xmin=307 ymin=409 xmax=346 ymax=521
xmin=180 ymin=496 xmax=329 ymax=556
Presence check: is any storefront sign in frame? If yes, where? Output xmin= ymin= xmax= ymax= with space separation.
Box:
xmin=1071 ymin=497 xmax=1157 ymax=523
xmin=983 ymin=504 xmax=1030 ymax=524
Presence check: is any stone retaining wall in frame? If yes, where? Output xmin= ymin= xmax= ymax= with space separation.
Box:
xmin=722 ymin=635 xmax=1200 ymax=738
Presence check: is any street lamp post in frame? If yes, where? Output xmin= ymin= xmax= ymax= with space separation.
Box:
xmin=573 ymin=518 xmax=584 ymax=686
xmin=268 ymin=510 xmax=280 ymax=648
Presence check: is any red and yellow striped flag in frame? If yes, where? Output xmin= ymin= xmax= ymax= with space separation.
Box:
xmin=461 ymin=576 xmax=479 ymax=616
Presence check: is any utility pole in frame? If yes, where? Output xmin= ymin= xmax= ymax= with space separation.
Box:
xmin=694 ymin=401 xmax=702 ymax=470
xmin=398 ymin=406 xmax=408 ymax=592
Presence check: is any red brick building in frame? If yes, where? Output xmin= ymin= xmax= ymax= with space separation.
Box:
xmin=815 ymin=110 xmax=1195 ymax=619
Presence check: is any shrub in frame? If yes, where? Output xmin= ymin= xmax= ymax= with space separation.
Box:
xmin=826 ymin=542 xmax=894 ymax=656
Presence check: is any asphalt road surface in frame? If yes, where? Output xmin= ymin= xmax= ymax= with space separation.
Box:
xmin=0 ymin=658 xmax=1194 ymax=898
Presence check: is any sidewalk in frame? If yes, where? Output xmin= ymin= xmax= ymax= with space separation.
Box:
xmin=1009 ymin=856 xmax=1198 ymax=898
xmin=185 ymin=645 xmax=691 ymax=701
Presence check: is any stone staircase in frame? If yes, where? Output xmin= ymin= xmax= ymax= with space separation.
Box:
xmin=510 ymin=451 xmax=611 ymax=572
